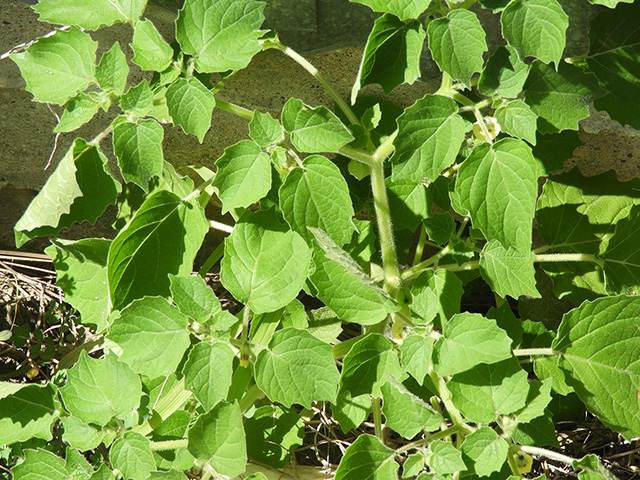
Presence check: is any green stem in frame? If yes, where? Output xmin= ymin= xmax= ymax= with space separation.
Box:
xmin=513 ymin=348 xmax=555 ymax=357
xmin=214 ymin=98 xmax=254 ymax=121
xmin=197 ymin=242 xmax=225 ymax=277
xmin=238 ymin=384 xmax=264 ymax=413
xmin=401 ymin=244 xmax=451 ymax=281
xmin=520 ymin=445 xmax=577 ymax=466
xmin=150 ymin=439 xmax=188 ymax=451
xmin=339 ymin=145 xmax=375 ymax=166
xmin=452 ymin=0 xmax=477 ymax=9
xmin=535 ymin=253 xmax=600 ymax=264
xmin=472 ymin=108 xmax=493 ymax=144
xmin=506 ymin=449 xmax=523 ymax=478
xmin=209 ymin=220 xmax=233 ymax=234
xmin=373 ymin=130 xmax=398 ymax=161
xmin=332 ymin=335 xmax=362 ymax=359
xmin=412 ymin=224 xmax=427 ymax=266
xmin=429 ymin=369 xmax=471 ymax=433
xmin=395 ymin=425 xmax=465 ymax=455
xmin=372 ymin=395 xmax=384 ymax=440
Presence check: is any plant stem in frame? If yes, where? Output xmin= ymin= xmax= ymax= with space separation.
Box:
xmin=197 ymin=242 xmax=225 ymax=277
xmin=209 ymin=220 xmax=234 ymax=234
xmin=513 ymin=348 xmax=555 ymax=357
xmin=520 ymin=445 xmax=577 ymax=466
xmin=239 ymin=384 xmax=264 ymax=413
xmin=214 ymin=98 xmax=254 ymax=121
xmin=339 ymin=145 xmax=375 ymax=166
xmin=372 ymin=395 xmax=384 ymax=440
xmin=428 ymin=369 xmax=471 ymax=434
xmin=535 ymin=252 xmax=600 ymax=264
xmin=401 ymin=244 xmax=451 ymax=281
xmin=412 ymin=224 xmax=427 ymax=266
xmin=506 ymin=449 xmax=523 ymax=478
xmin=395 ymin=425 xmax=465 ymax=454
xmin=150 ymin=439 xmax=188 ymax=451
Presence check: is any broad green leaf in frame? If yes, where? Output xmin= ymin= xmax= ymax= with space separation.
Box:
xmin=391 ymin=95 xmax=465 ymax=183
xmin=33 ymin=0 xmax=145 ymax=29
xmin=448 ymin=358 xmax=530 ymax=423
xmin=188 ymin=401 xmax=246 ymax=477
xmin=165 ymin=77 xmax=215 ymax=142
xmin=515 ymin=379 xmax=553 ymax=423
xmin=54 ymin=93 xmax=103 ymax=133
xmin=132 ymin=19 xmax=174 ymax=72
xmin=480 ymin=239 xmax=540 ymax=299
xmin=335 ymin=434 xmax=398 ymax=480
xmin=14 ymin=139 xmax=120 ymax=248
xmin=478 ymin=45 xmax=529 ymax=98
xmin=589 ymin=0 xmax=633 ymax=5
xmin=587 ymin=2 xmax=640 ymax=130
xmin=553 ymin=296 xmax=640 ymax=439
xmin=169 ymin=274 xmax=222 ymax=324
xmin=0 ymin=384 xmax=58 ymax=446
xmin=424 ymin=213 xmax=456 ymax=246
xmin=121 ymin=80 xmax=154 ymax=117
xmin=386 ymin=178 xmax=432 ymax=232
xmin=279 ymin=155 xmax=355 ymax=246
xmin=410 ymin=270 xmax=464 ymax=327
xmin=108 ymin=296 xmax=191 ymax=378
xmin=461 ymin=427 xmax=509 ymax=477
xmin=45 ymin=238 xmax=111 ymax=332
xmin=495 ymin=99 xmax=538 ymax=145
xmin=255 ymin=328 xmax=339 ymax=407
xmin=351 ymin=14 xmax=426 ymax=102
xmin=433 ymin=313 xmax=513 ymax=377
xmin=65 ymin=449 xmax=93 ymax=480
xmin=108 ymin=190 xmax=208 ymax=310
xmin=220 ymin=210 xmax=311 ymax=313
xmin=427 ymin=9 xmax=487 ymax=87
xmin=400 ymin=334 xmax=435 ymax=384
xmin=60 ymin=351 xmax=141 ymax=426
xmin=340 ymin=334 xmax=402 ymax=396
xmin=573 ymin=454 xmax=620 ymax=480
xmin=244 ymin=405 xmax=304 ymax=468
xmin=281 ymin=98 xmax=354 ymax=153
xmin=603 ymin=206 xmax=640 ymax=293
xmin=532 ymin=130 xmax=583 ymax=175
xmin=452 ymin=138 xmax=539 ymax=249
xmin=249 ymin=111 xmax=284 ymax=147
xmin=381 ymin=377 xmax=442 ymax=438
xmin=429 ymin=441 xmax=466 ymax=475
xmin=148 ymin=471 xmax=188 ymax=480
xmin=11 ymin=27 xmax=97 ymax=105
xmin=183 ymin=342 xmax=234 ymax=411
xmin=212 ymin=140 xmax=271 ymax=213
xmin=349 ymin=0 xmax=431 ymax=20
xmin=90 ymin=464 xmax=115 ymax=480
xmin=333 ymin=390 xmax=371 ymax=432
xmin=96 ymin=41 xmax=129 ymax=95
xmin=113 ymin=118 xmax=164 ymax=190
xmin=61 ymin=416 xmax=104 ymax=451
xmin=12 ymin=449 xmax=69 ymax=480
xmin=512 ymin=410 xmax=559 ymax=448
xmin=110 ymin=432 xmax=156 ymax=480
xmin=501 ymin=0 xmax=568 ymax=66
xmin=523 ymin=62 xmax=605 ymax=133
xmin=404 ymin=452 xmax=428 ymax=478
xmin=176 ymin=0 xmax=265 ymax=72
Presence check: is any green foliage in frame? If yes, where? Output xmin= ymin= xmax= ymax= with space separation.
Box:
xmin=5 ymin=0 xmax=640 ymax=478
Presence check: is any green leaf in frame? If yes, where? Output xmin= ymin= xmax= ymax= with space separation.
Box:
xmin=33 ymin=0 xmax=145 ymax=29
xmin=255 ymin=327 xmax=339 ymax=407
xmin=349 ymin=0 xmax=431 ymax=20
xmin=132 ymin=19 xmax=174 ymax=72
xmin=108 ymin=190 xmax=208 ymax=310
xmin=351 ymin=14 xmax=426 ymax=102
xmin=12 ymin=449 xmax=69 ymax=480
xmin=433 ymin=313 xmax=513 ymax=377
xmin=148 ymin=471 xmax=188 ymax=480
xmin=281 ymin=98 xmax=354 ymax=153
xmin=14 ymin=139 xmax=120 ymax=248
xmin=512 ymin=410 xmax=559 ymax=448
xmin=495 ymin=99 xmax=538 ymax=145
xmin=60 ymin=351 xmax=141 ymax=426
xmin=61 ymin=416 xmax=104 ymax=451
xmin=335 ymin=434 xmax=399 ymax=480
xmin=602 ymin=206 xmax=640 ymax=293
xmin=279 ymin=155 xmax=355 ymax=246
xmin=121 ymin=81 xmax=154 ymax=117
xmin=11 ymin=27 xmax=97 ymax=105
xmin=212 ymin=140 xmax=272 ymax=213
xmin=553 ymin=296 xmax=640 ymax=439
xmin=400 ymin=334 xmax=435 ymax=384
xmin=478 ymin=45 xmax=529 ymax=98
xmin=452 ymin=138 xmax=539 ymax=249
xmin=424 ymin=213 xmax=456 ymax=246
xmin=461 ymin=427 xmax=509 ymax=477
xmin=427 ymin=9 xmax=487 ymax=87
xmin=333 ymin=390 xmax=371 ymax=432
xmin=429 ymin=441 xmax=466 ymax=475
xmin=183 ymin=342 xmax=234 ymax=411
xmin=54 ymin=93 xmax=103 ymax=133
xmin=480 ymin=239 xmax=540 ymax=299
xmin=176 ymin=0 xmax=265 ymax=72
xmin=391 ymin=95 xmax=465 ymax=183
xmin=410 ymin=270 xmax=464 ymax=327
xmin=113 ymin=118 xmax=164 ymax=190
xmin=0 ymin=384 xmax=58 ymax=446
xmin=589 ymin=0 xmax=633 ymax=6
xmin=340 ymin=334 xmax=402 ymax=397
xmin=448 ymin=358 xmax=530 ymax=423
xmin=165 ymin=77 xmax=215 ymax=142
xmin=169 ymin=274 xmax=222 ymax=324
xmin=381 ymin=377 xmax=442 ymax=438
xmin=221 ymin=210 xmax=311 ymax=313
xmin=515 ymin=379 xmax=553 ymax=423
xmin=523 ymin=61 xmax=605 ymax=133
xmin=573 ymin=454 xmax=620 ymax=480
xmin=110 ymin=432 xmax=156 ymax=480
xmin=96 ymin=41 xmax=129 ymax=95
xmin=501 ymin=0 xmax=568 ymax=66
xmin=249 ymin=111 xmax=284 ymax=147
xmin=45 ymin=239 xmax=111 ymax=332
xmin=187 ymin=401 xmax=246 ymax=477
xmin=386 ymin=179 xmax=432 ymax=232
xmin=108 ymin=296 xmax=191 ymax=378
xmin=65 ymin=448 xmax=93 ymax=480
xmin=587 ymin=2 xmax=640 ymax=130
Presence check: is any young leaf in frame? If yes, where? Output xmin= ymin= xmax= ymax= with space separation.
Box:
xmin=110 ymin=432 xmax=156 ymax=480
xmin=410 ymin=270 xmax=464 ymax=327
xmin=54 ymin=93 xmax=104 ymax=133
xmin=169 ymin=274 xmax=222 ymax=324
xmin=183 ymin=342 xmax=234 ymax=411
xmin=386 ymin=179 xmax=432 ymax=233
xmin=335 ymin=434 xmax=399 ymax=480
xmin=515 ymin=379 xmax=553 ymax=423
xmin=220 ymin=210 xmax=311 ymax=314
xmin=494 ymin=99 xmax=538 ymax=145
xmin=429 ymin=441 xmax=466 ymax=475
xmin=349 ymin=0 xmax=431 ymax=20
xmin=351 ymin=14 xmax=426 ymax=103
xmin=61 ymin=416 xmax=104 ymax=451
xmin=480 ymin=239 xmax=540 ymax=299
xmin=433 ymin=313 xmax=513 ymax=377
xmin=131 ymin=19 xmax=174 ymax=72
xmin=65 ymin=447 xmax=94 ymax=480
xmin=279 ymin=155 xmax=355 ymax=246
xmin=461 ymin=427 xmax=509 ymax=477
xmin=60 ymin=351 xmax=141 ymax=426
xmin=281 ymin=98 xmax=354 ymax=153
xmin=175 ymin=0 xmax=265 ymax=72
xmin=165 ymin=77 xmax=216 ymax=143
xmin=424 ymin=213 xmax=456 ymax=246
xmin=400 ymin=334 xmax=435 ymax=384
xmin=33 ymin=0 xmax=145 ymax=29
xmin=121 ymin=81 xmax=154 ymax=117
xmin=12 ymin=449 xmax=69 ymax=480
xmin=478 ymin=45 xmax=529 ymax=98
xmin=96 ymin=41 xmax=129 ymax=95
xmin=249 ymin=111 xmax=284 ymax=147
xmin=390 ymin=95 xmax=465 ymax=183
xmin=212 ymin=140 xmax=272 ymax=213
xmin=255 ymin=328 xmax=339 ymax=407
xmin=11 ymin=27 xmax=97 ymax=105
xmin=0 ymin=384 xmax=58 ymax=446
xmin=381 ymin=377 xmax=442 ymax=438
xmin=427 ymin=9 xmax=487 ymax=87
xmin=333 ymin=390 xmax=371 ymax=432
xmin=187 ymin=401 xmax=246 ymax=477
xmin=113 ymin=118 xmax=164 ymax=190
xmin=553 ymin=296 xmax=640 ymax=439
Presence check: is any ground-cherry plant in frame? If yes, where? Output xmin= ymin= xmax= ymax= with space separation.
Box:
xmin=2 ymin=0 xmax=640 ymax=478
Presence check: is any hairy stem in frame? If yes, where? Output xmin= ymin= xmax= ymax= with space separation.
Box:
xmin=372 ymin=395 xmax=384 ymax=440
xmin=513 ymin=348 xmax=555 ymax=357
xmin=520 ymin=445 xmax=577 ymax=466
xmin=214 ymin=98 xmax=254 ymax=121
